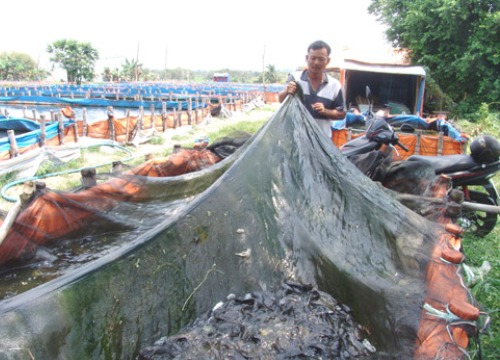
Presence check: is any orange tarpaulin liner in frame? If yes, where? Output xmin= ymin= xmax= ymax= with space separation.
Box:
xmin=0 ymin=149 xmax=221 ymax=266
xmin=332 ymin=128 xmax=467 ymax=160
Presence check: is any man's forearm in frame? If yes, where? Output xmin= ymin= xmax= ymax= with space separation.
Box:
xmin=324 ymin=109 xmax=346 ymax=120
xmin=278 ymin=88 xmax=288 ymax=103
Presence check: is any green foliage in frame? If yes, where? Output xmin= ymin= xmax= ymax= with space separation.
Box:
xmin=102 ymin=65 xmax=280 ymax=83
xmin=457 ymin=109 xmax=499 ymax=357
xmin=369 ymin=0 xmax=500 ymax=116
xmin=254 ymin=64 xmax=285 ymax=84
xmin=120 ymin=58 xmax=143 ymax=82
xmin=149 ymin=136 xmax=165 ymax=145
xmin=456 ymin=106 xmax=500 ymax=138
xmin=0 ymin=52 xmax=48 ymax=81
xmin=462 ymin=222 xmax=500 ymax=358
xmin=47 ymin=39 xmax=99 ymax=84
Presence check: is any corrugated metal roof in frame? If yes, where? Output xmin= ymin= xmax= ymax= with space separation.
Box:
xmin=341 ymin=59 xmax=426 ymax=76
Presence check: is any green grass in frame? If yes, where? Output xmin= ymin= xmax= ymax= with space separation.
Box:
xmin=456 ymin=110 xmax=499 ymax=358
xmin=461 ymin=177 xmax=500 ymax=358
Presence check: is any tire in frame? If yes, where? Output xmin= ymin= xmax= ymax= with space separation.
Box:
xmin=459 ymin=190 xmax=498 ymax=237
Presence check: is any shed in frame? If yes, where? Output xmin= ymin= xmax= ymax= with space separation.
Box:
xmin=213 ymin=72 xmax=230 ymax=82
xmin=331 ymin=60 xmax=426 ymax=116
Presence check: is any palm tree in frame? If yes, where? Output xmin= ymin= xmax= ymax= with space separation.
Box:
xmin=264 ymin=64 xmax=280 ymax=84
xmin=47 ymin=40 xmax=99 ymax=84
xmin=121 ymin=58 xmax=143 ymax=81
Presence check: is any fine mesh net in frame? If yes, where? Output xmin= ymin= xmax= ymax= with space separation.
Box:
xmin=0 ymin=95 xmax=478 ymax=359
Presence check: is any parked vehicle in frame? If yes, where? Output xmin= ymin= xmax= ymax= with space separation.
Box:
xmin=407 ymin=135 xmax=500 ymax=236
xmin=341 ymin=88 xmax=500 ymax=237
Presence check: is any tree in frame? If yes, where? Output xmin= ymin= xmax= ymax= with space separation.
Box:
xmin=254 ymin=64 xmax=284 ymax=84
xmin=0 ymin=52 xmax=47 ymax=81
xmin=369 ymin=0 xmax=499 ymax=114
xmin=264 ymin=64 xmax=281 ymax=84
xmin=47 ymin=39 xmax=99 ymax=84
xmin=121 ymin=58 xmax=143 ymax=81
xmin=102 ymin=67 xmax=122 ymax=82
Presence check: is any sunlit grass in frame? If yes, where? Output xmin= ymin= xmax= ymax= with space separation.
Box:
xmin=458 ymin=111 xmax=499 ymax=357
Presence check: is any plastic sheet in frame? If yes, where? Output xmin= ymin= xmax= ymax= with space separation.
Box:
xmin=0 ymin=95 xmax=476 ymax=359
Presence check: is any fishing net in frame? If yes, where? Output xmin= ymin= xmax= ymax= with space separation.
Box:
xmin=0 ymin=95 xmax=483 ymax=359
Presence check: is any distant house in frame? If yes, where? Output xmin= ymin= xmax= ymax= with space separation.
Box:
xmin=213 ymin=72 xmax=230 ymax=82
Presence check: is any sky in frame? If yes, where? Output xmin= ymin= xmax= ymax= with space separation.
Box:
xmin=2 ymin=0 xmax=393 ymax=77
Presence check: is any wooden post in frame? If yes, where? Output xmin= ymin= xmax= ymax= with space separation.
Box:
xmin=173 ymin=108 xmax=177 ymax=129
xmin=57 ymin=113 xmax=65 ymax=145
xmin=161 ymin=102 xmax=167 ymax=132
xmin=82 ymin=108 xmax=88 ymax=137
xmin=50 ymin=110 xmax=55 ymax=121
xmin=7 ymin=130 xmax=19 ymax=158
xmin=415 ymin=131 xmax=422 ymax=155
xmin=22 ymin=106 xmax=27 ymax=118
xmin=438 ymin=132 xmax=444 ymax=155
xmin=202 ymin=97 xmax=208 ymax=117
xmin=32 ymin=109 xmax=38 ymax=122
xmin=187 ymin=97 xmax=192 ymax=125
xmin=125 ymin=109 xmax=131 ymax=143
xmin=177 ymin=100 xmax=182 ymax=127
xmin=112 ymin=161 xmax=123 ymax=175
xmin=194 ymin=99 xmax=199 ymax=124
xmin=73 ymin=121 xmax=79 ymax=143
xmin=139 ymin=106 xmax=144 ymax=130
xmin=0 ymin=182 xmax=36 ymax=246
xmin=150 ymin=104 xmax=155 ymax=130
xmin=40 ymin=114 xmax=46 ymax=146
xmin=107 ymin=106 xmax=115 ymax=141
xmin=81 ymin=168 xmax=97 ymax=189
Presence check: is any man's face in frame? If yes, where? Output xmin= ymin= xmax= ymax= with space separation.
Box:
xmin=306 ymin=48 xmax=330 ymax=74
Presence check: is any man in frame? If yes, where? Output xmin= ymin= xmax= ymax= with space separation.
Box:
xmin=279 ymin=40 xmax=346 ymax=138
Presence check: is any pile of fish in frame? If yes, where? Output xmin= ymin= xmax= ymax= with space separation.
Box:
xmin=138 ymin=281 xmax=377 ymax=359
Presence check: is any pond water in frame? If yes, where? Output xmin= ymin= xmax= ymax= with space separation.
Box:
xmin=0 ymin=197 xmax=192 ymax=301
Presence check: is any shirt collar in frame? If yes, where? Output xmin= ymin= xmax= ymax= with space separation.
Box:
xmin=301 ymin=70 xmax=328 ymax=84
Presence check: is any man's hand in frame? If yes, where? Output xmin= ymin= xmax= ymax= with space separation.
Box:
xmin=312 ymin=102 xmax=325 ymax=113
xmin=286 ymin=81 xmax=297 ymax=95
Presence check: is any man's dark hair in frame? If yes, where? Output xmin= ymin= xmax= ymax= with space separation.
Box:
xmin=308 ymin=40 xmax=331 ymax=56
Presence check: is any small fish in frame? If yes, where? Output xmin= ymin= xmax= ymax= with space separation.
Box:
xmin=235 ymin=249 xmax=251 ymax=258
